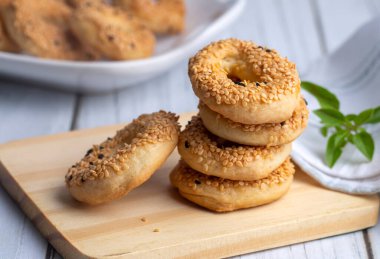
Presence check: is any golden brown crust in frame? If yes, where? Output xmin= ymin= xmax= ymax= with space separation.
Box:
xmin=69 ymin=3 xmax=156 ymax=60
xmin=0 ymin=15 xmax=18 ymax=52
xmin=114 ymin=0 xmax=185 ymax=35
xmin=199 ymin=98 xmax=309 ymax=146
xmin=65 ymin=111 xmax=180 ymax=205
xmin=170 ymin=159 xmax=295 ymax=212
xmin=65 ymin=0 xmax=104 ymax=8
xmin=189 ymin=38 xmax=301 ymax=124
xmin=178 ymin=116 xmax=292 ymax=181
xmin=1 ymin=0 xmax=89 ymax=60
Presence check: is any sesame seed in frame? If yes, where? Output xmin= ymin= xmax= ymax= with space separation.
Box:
xmin=173 ymin=159 xmax=294 ymax=191
xmin=65 ymin=111 xmax=180 ymax=186
xmin=200 ymin=98 xmax=308 ymax=146
xmin=180 ymin=116 xmax=287 ymax=169
xmin=189 ymin=38 xmax=300 ymax=106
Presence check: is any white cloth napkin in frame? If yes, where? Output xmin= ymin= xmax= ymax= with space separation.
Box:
xmin=292 ymin=16 xmax=380 ymax=194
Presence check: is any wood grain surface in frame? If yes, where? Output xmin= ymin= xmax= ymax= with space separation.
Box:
xmin=0 ymin=114 xmax=378 ymax=259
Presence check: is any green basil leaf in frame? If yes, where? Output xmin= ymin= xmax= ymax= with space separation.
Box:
xmin=314 ymin=108 xmax=345 ymax=126
xmin=334 ymin=131 xmax=349 ymax=147
xmin=320 ymin=126 xmax=329 ymax=137
xmin=301 ymin=81 xmax=340 ymax=110
xmin=352 ymin=131 xmax=375 ymax=160
xmin=366 ymin=106 xmax=380 ymax=124
xmin=325 ymin=133 xmax=344 ymax=168
xmin=345 ymin=114 xmax=357 ymax=121
xmin=348 ymin=134 xmax=354 ymax=144
xmin=354 ymin=108 xmax=374 ymax=125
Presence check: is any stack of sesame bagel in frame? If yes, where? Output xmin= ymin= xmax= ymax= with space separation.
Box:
xmin=170 ymin=38 xmax=309 ymax=212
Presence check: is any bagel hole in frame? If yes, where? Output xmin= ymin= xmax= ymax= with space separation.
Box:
xmin=227 ymin=74 xmax=245 ymax=86
xmin=222 ymin=57 xmax=262 ymax=85
xmin=226 ymin=67 xmax=261 ymax=86
xmin=113 ymin=129 xmax=138 ymax=154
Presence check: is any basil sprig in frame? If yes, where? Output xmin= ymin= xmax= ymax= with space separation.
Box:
xmin=301 ymin=81 xmax=380 ymax=168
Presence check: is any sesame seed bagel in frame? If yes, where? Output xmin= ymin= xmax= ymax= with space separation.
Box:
xmin=178 ymin=116 xmax=292 ymax=181
xmin=114 ymin=0 xmax=185 ymax=35
xmin=69 ymin=3 xmax=155 ymax=60
xmin=189 ymin=38 xmax=301 ymax=124
xmin=65 ymin=111 xmax=180 ymax=205
xmin=199 ymin=98 xmax=309 ymax=146
xmin=170 ymin=159 xmax=295 ymax=212
xmin=1 ymin=0 xmax=88 ymax=60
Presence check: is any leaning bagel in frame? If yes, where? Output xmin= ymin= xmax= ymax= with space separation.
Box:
xmin=189 ymin=38 xmax=301 ymax=124
xmin=1 ymin=0 xmax=87 ymax=60
xmin=65 ymin=111 xmax=180 ymax=205
xmin=178 ymin=116 xmax=292 ymax=181
xmin=69 ymin=3 xmax=155 ymax=60
xmin=170 ymin=159 xmax=295 ymax=212
xmin=114 ymin=0 xmax=185 ymax=34
xmin=199 ymin=98 xmax=309 ymax=146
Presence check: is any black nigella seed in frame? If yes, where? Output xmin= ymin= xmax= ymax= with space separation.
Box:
xmin=98 ymin=154 xmax=104 ymax=159
xmin=85 ymin=148 xmax=93 ymax=156
xmin=235 ymin=81 xmax=245 ymax=87
xmin=107 ymin=35 xmax=114 ymax=42
xmin=303 ymin=98 xmax=308 ymax=106
xmin=266 ymin=49 xmax=271 ymax=53
xmin=264 ymin=81 xmax=267 ymax=84
xmin=280 ymin=121 xmax=285 ymax=126
xmin=185 ymin=141 xmax=190 ymax=148
xmin=255 ymin=82 xmax=260 ymax=87
xmin=107 ymin=137 xmax=112 ymax=140
xmin=89 ymin=161 xmax=94 ymax=165
xmin=99 ymin=146 xmax=104 ymax=150
xmin=194 ymin=179 xmax=201 ymax=185
xmin=258 ymin=46 xmax=263 ymax=49
xmin=53 ymin=40 xmax=61 ymax=46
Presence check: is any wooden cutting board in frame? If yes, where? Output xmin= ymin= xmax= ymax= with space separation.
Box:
xmin=0 ymin=113 xmax=378 ymax=259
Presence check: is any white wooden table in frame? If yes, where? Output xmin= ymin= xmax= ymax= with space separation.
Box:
xmin=1 ymin=0 xmax=379 ymax=258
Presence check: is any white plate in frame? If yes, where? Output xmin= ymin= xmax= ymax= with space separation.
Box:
xmin=0 ymin=0 xmax=245 ymax=93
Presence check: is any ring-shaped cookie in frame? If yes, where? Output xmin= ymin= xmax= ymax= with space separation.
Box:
xmin=170 ymin=159 xmax=295 ymax=212
xmin=1 ymin=0 xmax=88 ymax=60
xmin=189 ymin=38 xmax=301 ymax=124
xmin=199 ymin=98 xmax=309 ymax=146
xmin=69 ymin=3 xmax=156 ymax=60
xmin=178 ymin=116 xmax=292 ymax=181
xmin=114 ymin=0 xmax=185 ymax=34
xmin=65 ymin=111 xmax=180 ymax=205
